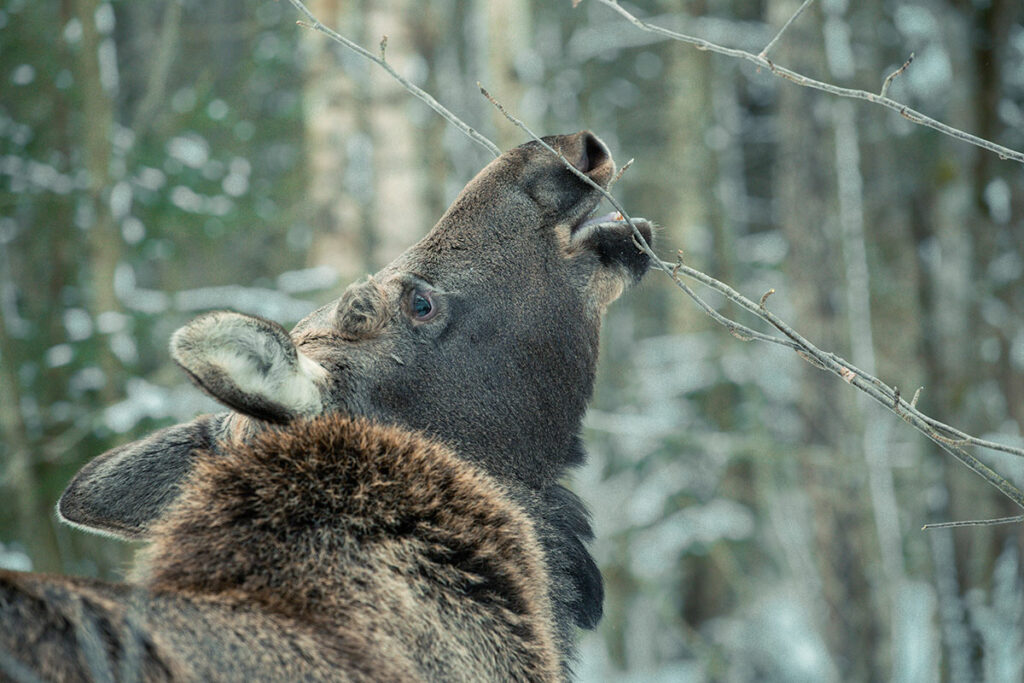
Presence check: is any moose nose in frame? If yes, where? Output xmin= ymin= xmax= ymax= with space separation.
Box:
xmin=570 ymin=131 xmax=613 ymax=179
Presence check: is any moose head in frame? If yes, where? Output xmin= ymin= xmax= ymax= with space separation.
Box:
xmin=57 ymin=132 xmax=653 ymax=663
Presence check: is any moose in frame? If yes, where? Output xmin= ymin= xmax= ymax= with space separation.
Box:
xmin=0 ymin=132 xmax=653 ymax=681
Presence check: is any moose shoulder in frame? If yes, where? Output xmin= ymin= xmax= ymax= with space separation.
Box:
xmin=4 ymin=132 xmax=653 ymax=679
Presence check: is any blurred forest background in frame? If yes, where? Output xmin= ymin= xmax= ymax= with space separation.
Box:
xmin=2 ymin=0 xmax=1023 ymax=680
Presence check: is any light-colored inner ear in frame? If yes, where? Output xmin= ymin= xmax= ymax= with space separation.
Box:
xmin=206 ymin=345 xmax=326 ymax=415
xmin=172 ymin=312 xmax=327 ymax=416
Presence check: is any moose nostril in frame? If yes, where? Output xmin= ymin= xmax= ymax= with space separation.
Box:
xmin=569 ymin=132 xmax=610 ymax=174
xmin=582 ymin=133 xmax=610 ymax=173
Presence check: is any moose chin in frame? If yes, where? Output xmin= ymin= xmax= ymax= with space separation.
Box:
xmin=1 ymin=132 xmax=653 ymax=681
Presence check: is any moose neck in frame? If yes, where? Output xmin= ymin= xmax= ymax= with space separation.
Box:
xmin=456 ymin=429 xmax=591 ymax=492
xmin=367 ymin=314 xmax=600 ymax=491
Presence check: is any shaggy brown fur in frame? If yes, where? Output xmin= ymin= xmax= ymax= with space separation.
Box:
xmin=1 ymin=415 xmax=560 ymax=681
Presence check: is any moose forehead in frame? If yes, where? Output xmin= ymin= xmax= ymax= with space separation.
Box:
xmin=292 ymin=132 xmax=619 ymax=342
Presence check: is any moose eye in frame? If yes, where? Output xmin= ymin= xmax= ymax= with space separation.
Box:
xmin=408 ymin=289 xmax=438 ymax=321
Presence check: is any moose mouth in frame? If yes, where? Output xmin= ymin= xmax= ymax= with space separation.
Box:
xmin=574 ymin=211 xmax=624 ymax=234
xmin=568 ymin=208 xmax=654 ymax=284
xmin=572 ymin=210 xmax=654 ymax=248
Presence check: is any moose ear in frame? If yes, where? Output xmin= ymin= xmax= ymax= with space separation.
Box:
xmin=58 ymin=415 xmax=223 ymax=540
xmin=170 ymin=311 xmax=327 ymax=423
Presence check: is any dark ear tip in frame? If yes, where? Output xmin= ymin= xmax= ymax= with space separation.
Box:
xmin=575 ymin=557 xmax=604 ymax=629
xmin=55 ymin=488 xmax=145 ymax=541
xmin=55 ymin=486 xmax=78 ymax=521
xmin=55 ymin=471 xmax=97 ymax=526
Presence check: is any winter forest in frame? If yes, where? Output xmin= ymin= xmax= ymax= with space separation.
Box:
xmin=2 ymin=0 xmax=1023 ymax=680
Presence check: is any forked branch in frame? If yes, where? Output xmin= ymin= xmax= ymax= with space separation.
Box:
xmin=594 ymin=0 xmax=1024 ymax=165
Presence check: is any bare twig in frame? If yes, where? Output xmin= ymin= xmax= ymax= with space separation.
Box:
xmin=879 ymin=53 xmax=914 ymax=98
xmin=609 ymin=158 xmax=634 ymax=189
xmin=667 ymin=257 xmax=1024 ymax=509
xmin=759 ymin=0 xmax=817 ymax=60
xmin=593 ymin=0 xmax=1024 ymax=164
xmin=911 ymin=387 xmax=922 ymax=408
xmin=922 ymin=515 xmax=1024 ymax=530
xmin=286 ymin=0 xmax=500 ymax=158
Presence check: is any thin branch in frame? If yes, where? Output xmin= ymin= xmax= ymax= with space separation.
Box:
xmin=286 ymin=0 xmax=500 ymax=158
xmin=911 ymin=387 xmax=922 ymax=408
xmin=667 ymin=259 xmax=1024 ymax=471
xmin=678 ymin=262 xmax=1024 ymax=510
xmin=594 ymin=0 xmax=1024 ymax=164
xmin=880 ymin=52 xmax=914 ymax=98
xmin=922 ymin=515 xmax=1024 ymax=530
xmin=609 ymin=157 xmax=634 ymax=189
xmin=759 ymin=0 xmax=817 ymax=60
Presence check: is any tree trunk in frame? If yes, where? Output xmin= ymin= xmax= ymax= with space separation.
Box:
xmin=0 ymin=311 xmax=62 ymax=572
xmin=769 ymin=0 xmax=879 ymax=677
xmin=73 ymin=0 xmax=123 ymax=405
xmin=303 ymin=0 xmax=428 ymax=277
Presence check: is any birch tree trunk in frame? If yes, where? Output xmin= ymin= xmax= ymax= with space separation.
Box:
xmin=768 ymin=0 xmax=876 ymax=677
xmin=303 ymin=0 xmax=372 ymax=280
xmin=304 ymin=0 xmax=427 ymax=279
xmin=364 ymin=0 xmax=427 ymax=266
xmin=483 ymin=0 xmax=529 ymax=152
